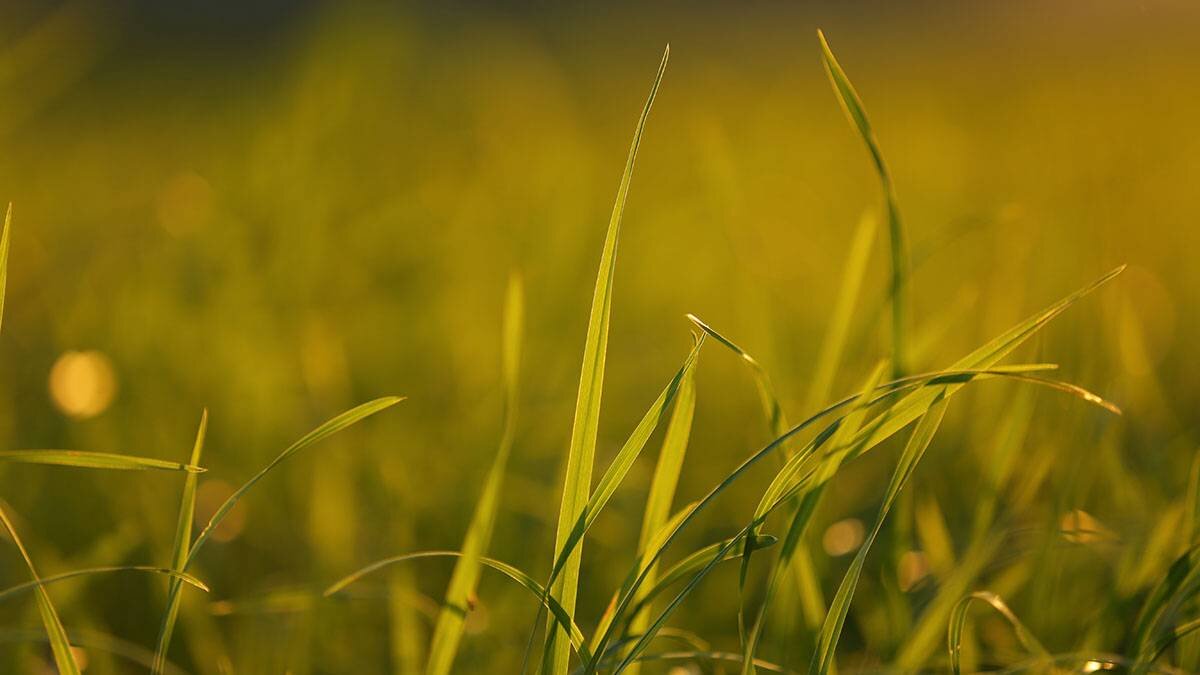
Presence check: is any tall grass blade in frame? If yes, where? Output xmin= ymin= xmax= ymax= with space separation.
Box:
xmin=947 ymin=591 xmax=1047 ymax=674
xmin=811 ymin=397 xmax=949 ymax=675
xmin=0 ymin=203 xmax=10 ymax=335
xmin=0 ymin=450 xmax=204 ymax=473
xmin=0 ymin=504 xmax=80 ymax=675
xmin=152 ymin=410 xmax=208 ymax=674
xmin=544 ymin=44 xmax=669 ymax=675
xmin=818 ymin=30 xmax=909 ymax=378
xmin=426 ymin=274 xmax=524 ymax=675
xmin=185 ymin=396 xmax=404 ymax=569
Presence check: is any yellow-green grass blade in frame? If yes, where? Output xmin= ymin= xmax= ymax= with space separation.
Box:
xmin=0 ymin=504 xmax=80 ymax=675
xmin=0 ymin=203 xmax=10 ymax=334
xmin=184 ymin=396 xmax=404 ymax=570
xmin=325 ymin=551 xmax=592 ymax=663
xmin=811 ymin=398 xmax=950 ymax=675
xmin=593 ymin=263 xmax=1122 ymax=673
xmin=545 ymin=44 xmax=669 ymax=675
xmin=426 ymin=274 xmax=524 ymax=675
xmin=625 ymin=361 xmax=696 ymax=675
xmin=0 ymin=566 xmax=209 ymax=602
xmin=818 ymin=29 xmax=909 ymax=378
xmin=153 ymin=410 xmax=208 ymax=674
xmin=740 ymin=362 xmax=887 ymax=675
xmin=947 ymin=591 xmax=1047 ymax=675
xmin=1133 ymin=542 xmax=1200 ymax=664
xmin=0 ymin=450 xmax=204 ymax=473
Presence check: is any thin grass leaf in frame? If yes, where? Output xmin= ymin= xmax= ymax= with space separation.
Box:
xmin=0 ymin=450 xmax=204 ymax=473
xmin=544 ymin=44 xmax=669 ymax=675
xmin=1133 ymin=542 xmax=1200 ymax=664
xmin=0 ymin=503 xmax=80 ymax=675
xmin=0 ymin=203 xmax=10 ymax=335
xmin=152 ymin=409 xmax=208 ymax=674
xmin=811 ymin=397 xmax=950 ymax=675
xmin=185 ymin=396 xmax=404 ymax=569
xmin=426 ymin=274 xmax=524 ymax=675
xmin=947 ymin=591 xmax=1048 ymax=675
xmin=325 ymin=551 xmax=592 ymax=663
xmin=0 ymin=626 xmax=190 ymax=675
xmin=818 ymin=29 xmax=909 ymax=378
xmin=624 ymin=357 xmax=696 ymax=675
xmin=0 ymin=566 xmax=209 ymax=603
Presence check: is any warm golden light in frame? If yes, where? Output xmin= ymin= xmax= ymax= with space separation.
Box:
xmin=823 ymin=518 xmax=865 ymax=557
xmin=48 ymin=350 xmax=117 ymax=419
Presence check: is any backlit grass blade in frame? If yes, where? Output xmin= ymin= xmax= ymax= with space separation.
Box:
xmin=685 ymin=315 xmax=785 ymax=442
xmin=811 ymin=397 xmax=950 ymax=675
xmin=544 ymin=44 xmax=669 ymax=675
xmin=741 ymin=362 xmax=887 ymax=675
xmin=0 ymin=450 xmax=204 ymax=473
xmin=0 ymin=565 xmax=209 ymax=602
xmin=0 ymin=203 xmax=10 ymax=334
xmin=426 ymin=273 xmax=524 ymax=675
xmin=818 ymin=29 xmax=909 ymax=378
xmin=185 ymin=396 xmax=404 ymax=569
xmin=153 ymin=409 xmax=208 ymax=674
xmin=325 ymin=551 xmax=591 ymax=663
xmin=625 ymin=358 xmax=696 ymax=674
xmin=947 ymin=591 xmax=1047 ymax=674
xmin=0 ymin=503 xmax=80 ymax=675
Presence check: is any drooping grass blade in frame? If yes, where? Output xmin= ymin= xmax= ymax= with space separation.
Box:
xmin=0 ymin=450 xmax=204 ymax=473
xmin=947 ymin=591 xmax=1047 ymax=674
xmin=544 ymin=44 xmax=669 ymax=675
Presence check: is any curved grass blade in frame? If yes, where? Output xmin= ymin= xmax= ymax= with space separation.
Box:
xmin=0 ymin=203 xmax=10 ymax=334
xmin=426 ymin=274 xmax=524 ymax=675
xmin=1132 ymin=542 xmax=1200 ymax=665
xmin=0 ymin=503 xmax=80 ymax=675
xmin=0 ymin=626 xmax=190 ymax=675
xmin=184 ymin=396 xmax=404 ymax=570
xmin=0 ymin=566 xmax=209 ymax=603
xmin=152 ymin=410 xmax=208 ymax=674
xmin=818 ymin=30 xmax=909 ymax=378
xmin=948 ymin=591 xmax=1048 ymax=675
xmin=544 ymin=44 xmax=669 ymax=675
xmin=811 ymin=398 xmax=950 ymax=675
xmin=326 ymin=551 xmax=591 ymax=663
xmin=0 ymin=450 xmax=205 ymax=473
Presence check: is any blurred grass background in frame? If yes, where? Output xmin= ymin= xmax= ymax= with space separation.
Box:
xmin=0 ymin=1 xmax=1198 ymax=672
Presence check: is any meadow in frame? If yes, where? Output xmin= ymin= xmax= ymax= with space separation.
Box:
xmin=0 ymin=3 xmax=1198 ymax=673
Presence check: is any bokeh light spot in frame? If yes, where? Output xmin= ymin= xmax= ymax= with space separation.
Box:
xmin=48 ymin=350 xmax=118 ymax=419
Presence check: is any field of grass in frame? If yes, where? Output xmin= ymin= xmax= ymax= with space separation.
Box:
xmin=0 ymin=3 xmax=1198 ymax=673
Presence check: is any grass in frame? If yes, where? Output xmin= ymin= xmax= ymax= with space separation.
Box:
xmin=0 ymin=18 xmax=1192 ymax=675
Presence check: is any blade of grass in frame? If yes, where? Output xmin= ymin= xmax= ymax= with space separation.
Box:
xmin=325 ymin=551 xmax=592 ymax=663
xmin=426 ymin=273 xmax=524 ymax=675
xmin=184 ymin=396 xmax=404 ymax=570
xmin=0 ymin=450 xmax=204 ymax=473
xmin=152 ymin=410 xmax=208 ymax=674
xmin=0 ymin=203 xmax=10 ymax=334
xmin=544 ymin=44 xmax=669 ymax=675
xmin=811 ymin=397 xmax=950 ymax=675
xmin=947 ymin=591 xmax=1047 ymax=675
xmin=818 ymin=29 xmax=909 ymax=379
xmin=0 ymin=566 xmax=208 ymax=602
xmin=0 ymin=503 xmax=80 ymax=675
xmin=624 ymin=355 xmax=696 ymax=675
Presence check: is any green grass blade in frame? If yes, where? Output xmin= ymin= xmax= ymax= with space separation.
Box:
xmin=0 ymin=450 xmax=204 ymax=473
xmin=0 ymin=203 xmax=10 ymax=335
xmin=817 ymin=30 xmax=909 ymax=378
xmin=811 ymin=397 xmax=950 ymax=675
xmin=805 ymin=210 xmax=876 ymax=413
xmin=153 ymin=409 xmax=208 ymax=674
xmin=325 ymin=551 xmax=592 ymax=663
xmin=545 ymin=44 xmax=669 ymax=675
xmin=625 ymin=359 xmax=697 ymax=673
xmin=426 ymin=274 xmax=524 ymax=675
xmin=0 ymin=566 xmax=209 ymax=603
xmin=947 ymin=591 xmax=1047 ymax=675
xmin=0 ymin=503 xmax=80 ymax=675
xmin=185 ymin=396 xmax=404 ymax=570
